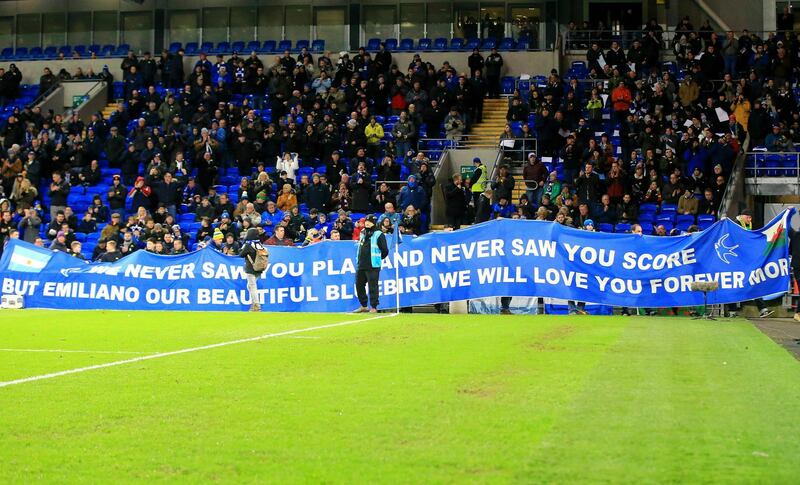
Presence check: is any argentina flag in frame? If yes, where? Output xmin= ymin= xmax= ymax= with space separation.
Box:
xmin=7 ymin=244 xmax=52 ymax=273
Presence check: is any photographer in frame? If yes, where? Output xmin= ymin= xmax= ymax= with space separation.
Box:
xmin=766 ymin=124 xmax=795 ymax=152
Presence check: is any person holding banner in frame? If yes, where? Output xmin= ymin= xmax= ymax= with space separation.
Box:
xmin=354 ymin=214 xmax=389 ymax=313
xmin=239 ymin=228 xmax=269 ymax=312
xmin=726 ymin=209 xmax=774 ymax=318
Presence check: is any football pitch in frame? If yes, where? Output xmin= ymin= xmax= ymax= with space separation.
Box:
xmin=1 ymin=311 xmax=799 ymax=483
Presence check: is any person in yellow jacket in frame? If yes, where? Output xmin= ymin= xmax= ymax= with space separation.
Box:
xmin=364 ymin=116 xmax=385 ymax=162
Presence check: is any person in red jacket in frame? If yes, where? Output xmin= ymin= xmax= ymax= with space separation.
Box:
xmin=611 ymin=83 xmax=632 ymax=125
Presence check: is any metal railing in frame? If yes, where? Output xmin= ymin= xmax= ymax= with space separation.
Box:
xmin=564 ymin=29 xmax=795 ymax=53
xmin=743 ymin=150 xmax=800 ymax=186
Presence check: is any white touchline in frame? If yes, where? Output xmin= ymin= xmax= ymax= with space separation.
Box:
xmin=0 ymin=349 xmax=150 ymax=355
xmin=0 ymin=313 xmax=396 ymax=389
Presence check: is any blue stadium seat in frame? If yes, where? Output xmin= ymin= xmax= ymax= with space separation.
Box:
xmin=466 ymin=37 xmax=480 ymax=50
xmin=433 ymin=38 xmax=448 ymax=50
xmin=101 ymin=44 xmax=115 ymax=57
xmin=499 ymin=38 xmax=515 ymax=50
xmin=311 ymin=40 xmax=325 ymax=53
xmin=214 ymin=42 xmax=231 ymax=54
xmin=114 ymin=44 xmax=130 ymax=56
xmin=676 ymin=214 xmax=695 ymax=226
xmin=639 ymin=222 xmax=654 ymax=234
xmin=501 ymin=76 xmax=515 ymax=94
xmin=184 ymin=42 xmax=199 ymax=54
xmin=58 ymin=45 xmax=72 ymax=56
xmin=246 ymin=40 xmax=261 ymax=52
xmin=231 ymin=41 xmax=245 ymax=53
xmin=615 ymin=223 xmax=632 ymax=233
xmin=14 ymin=47 xmax=29 ymax=59
xmin=481 ymin=38 xmax=496 ymax=50
xmin=29 ymin=47 xmax=44 ymax=59
xmin=639 ymin=203 xmax=658 ymax=213
xmin=518 ymin=79 xmax=530 ymax=92
xmin=168 ymin=42 xmax=182 ymax=53
xmin=0 ymin=47 xmax=13 ymax=60
xmin=697 ymin=214 xmax=716 ymax=225
xmin=660 ymin=203 xmax=677 ymax=214
xmin=261 ymin=40 xmax=276 ymax=53
xmin=366 ymin=38 xmax=381 ymax=51
xmin=88 ymin=44 xmax=101 ymax=55
xmin=295 ymin=40 xmax=309 ymax=52
xmin=598 ymin=223 xmax=614 ymax=233
xmin=198 ymin=42 xmax=213 ymax=54
xmin=384 ymin=38 xmax=398 ymax=51
xmin=399 ymin=38 xmax=414 ymax=51
xmin=278 ymin=40 xmax=292 ymax=52
xmin=450 ymin=38 xmax=464 ymax=50
xmin=417 ymin=38 xmax=431 ymax=50
xmin=516 ymin=40 xmax=530 ymax=50
xmin=74 ymin=45 xmax=88 ymax=56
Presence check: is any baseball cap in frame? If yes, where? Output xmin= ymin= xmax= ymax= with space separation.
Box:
xmin=473 ymin=157 xmax=481 ymax=163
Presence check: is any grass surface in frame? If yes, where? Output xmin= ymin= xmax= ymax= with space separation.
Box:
xmin=1 ymin=311 xmax=799 ymax=483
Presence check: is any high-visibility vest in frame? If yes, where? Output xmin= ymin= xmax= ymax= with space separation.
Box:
xmin=471 ymin=164 xmax=486 ymax=193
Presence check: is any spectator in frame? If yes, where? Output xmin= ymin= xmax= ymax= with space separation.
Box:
xmin=485 ymin=48 xmax=503 ymax=98
xmin=444 ymin=174 xmax=470 ymax=229
xmin=522 ymin=153 xmax=548 ymax=206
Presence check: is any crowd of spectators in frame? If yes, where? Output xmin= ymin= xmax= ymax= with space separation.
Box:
xmin=0 ymin=43 xmax=504 ymax=260
xmin=431 ymin=17 xmax=800 ymax=232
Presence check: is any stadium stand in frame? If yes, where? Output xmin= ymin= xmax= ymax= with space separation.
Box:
xmin=0 ymin=12 xmax=795 ymax=267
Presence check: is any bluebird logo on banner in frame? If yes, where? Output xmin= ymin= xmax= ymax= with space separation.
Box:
xmin=714 ymin=234 xmax=739 ymax=264
xmin=0 ymin=210 xmax=793 ymax=312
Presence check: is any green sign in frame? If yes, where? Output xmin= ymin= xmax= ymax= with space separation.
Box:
xmin=460 ymin=165 xmax=475 ymax=179
xmin=72 ymin=95 xmax=85 ymax=108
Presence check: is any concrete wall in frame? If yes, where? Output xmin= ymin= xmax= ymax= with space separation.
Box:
xmin=431 ymin=147 xmax=499 ymax=225
xmin=0 ymin=51 xmax=559 ymax=86
xmin=33 ymin=80 xmax=105 ymax=118
xmin=675 ymin=0 xmax=765 ymax=31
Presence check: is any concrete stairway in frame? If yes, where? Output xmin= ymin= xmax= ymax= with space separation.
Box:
xmin=463 ymin=98 xmax=508 ymax=147
xmin=101 ymin=103 xmax=117 ymax=119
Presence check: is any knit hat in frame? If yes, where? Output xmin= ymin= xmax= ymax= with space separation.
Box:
xmin=213 ymin=228 xmax=224 ymax=243
xmin=584 ymin=219 xmax=594 ymax=228
xmin=221 ymin=211 xmax=230 ymax=219
xmin=256 ymin=192 xmax=268 ymax=202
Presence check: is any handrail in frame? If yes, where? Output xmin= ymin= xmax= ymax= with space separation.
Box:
xmin=717 ymin=135 xmax=749 ymax=218
xmin=28 ymin=82 xmax=60 ymax=108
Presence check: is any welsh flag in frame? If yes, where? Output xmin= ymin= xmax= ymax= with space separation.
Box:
xmin=761 ymin=209 xmax=793 ymax=256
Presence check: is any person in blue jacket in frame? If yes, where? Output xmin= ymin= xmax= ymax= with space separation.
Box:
xmin=354 ymin=214 xmax=389 ymax=313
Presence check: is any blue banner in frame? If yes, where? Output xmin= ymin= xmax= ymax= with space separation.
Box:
xmin=0 ymin=210 xmax=793 ymax=312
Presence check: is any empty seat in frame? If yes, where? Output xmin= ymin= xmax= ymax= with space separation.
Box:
xmin=433 ymin=38 xmax=448 ymax=50
xmin=277 ymin=40 xmax=292 ymax=52
xmin=231 ymin=41 xmax=245 ymax=53
xmin=499 ymin=38 xmax=515 ymax=50
xmin=366 ymin=38 xmax=381 ymax=51
xmin=311 ymin=39 xmax=325 ymax=52
xmin=295 ymin=39 xmax=309 ymax=51
xmin=450 ymin=38 xmax=465 ymax=50
xmin=481 ymin=38 xmax=496 ymax=49
xmin=417 ymin=38 xmax=431 ymax=50
xmin=214 ymin=41 xmax=231 ymax=54
xmin=261 ymin=40 xmax=276 ymax=53
xmin=168 ymin=42 xmax=182 ymax=53
xmin=14 ymin=47 xmax=29 ymax=59
xmin=184 ymin=42 xmax=199 ymax=54
xmin=29 ymin=47 xmax=44 ymax=59
xmin=466 ymin=37 xmax=480 ymax=50
xmin=615 ymin=222 xmax=632 ymax=233
xmin=501 ymin=76 xmax=515 ymax=94
xmin=384 ymin=38 xmax=397 ymax=51
xmin=246 ymin=40 xmax=261 ymax=52
xmin=0 ymin=47 xmax=12 ymax=60
xmin=399 ymin=38 xmax=414 ymax=51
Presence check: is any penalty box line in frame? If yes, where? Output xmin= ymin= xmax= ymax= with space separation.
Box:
xmin=0 ymin=313 xmax=396 ymax=389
